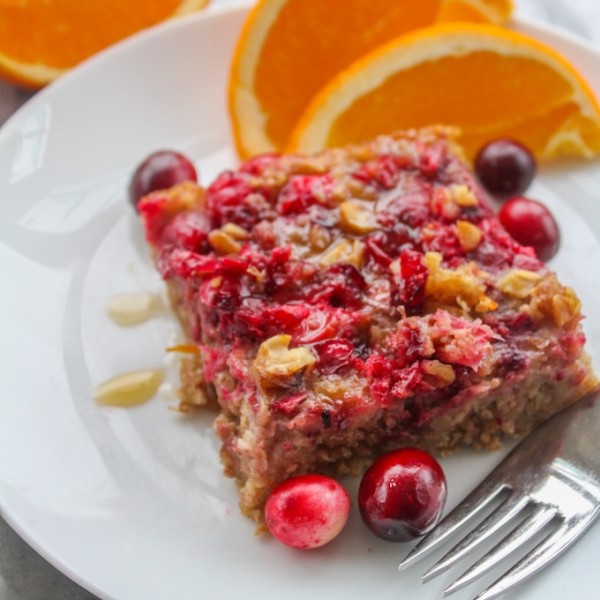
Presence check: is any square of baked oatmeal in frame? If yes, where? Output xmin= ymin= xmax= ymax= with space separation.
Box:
xmin=139 ymin=128 xmax=597 ymax=521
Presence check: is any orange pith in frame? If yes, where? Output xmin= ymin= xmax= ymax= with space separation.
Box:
xmin=228 ymin=0 xmax=514 ymax=158
xmin=0 ymin=0 xmax=210 ymax=87
xmin=288 ymin=24 xmax=600 ymax=160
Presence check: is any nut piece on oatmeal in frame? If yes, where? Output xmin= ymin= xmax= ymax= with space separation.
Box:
xmin=254 ymin=334 xmax=316 ymax=388
xmin=339 ymin=201 xmax=378 ymax=234
xmin=320 ymin=237 xmax=364 ymax=268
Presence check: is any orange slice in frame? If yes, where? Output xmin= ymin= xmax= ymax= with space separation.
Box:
xmin=0 ymin=0 xmax=210 ymax=88
xmin=228 ymin=0 xmax=514 ymax=158
xmin=288 ymin=23 xmax=600 ymax=160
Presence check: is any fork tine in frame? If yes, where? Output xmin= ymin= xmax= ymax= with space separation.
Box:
xmin=442 ymin=503 xmax=558 ymax=596
xmin=473 ymin=508 xmax=600 ymax=600
xmin=422 ymin=494 xmax=530 ymax=582
xmin=398 ymin=482 xmax=508 ymax=571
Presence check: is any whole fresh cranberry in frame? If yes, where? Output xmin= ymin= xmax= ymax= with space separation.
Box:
xmin=498 ymin=196 xmax=560 ymax=261
xmin=475 ymin=139 xmax=536 ymax=199
xmin=265 ymin=475 xmax=351 ymax=549
xmin=358 ymin=448 xmax=447 ymax=542
xmin=129 ymin=150 xmax=197 ymax=209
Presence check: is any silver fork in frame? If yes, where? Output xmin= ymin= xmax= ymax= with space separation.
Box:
xmin=398 ymin=387 xmax=600 ymax=600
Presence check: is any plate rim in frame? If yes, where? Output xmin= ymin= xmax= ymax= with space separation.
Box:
xmin=2 ymin=3 xmax=600 ymax=599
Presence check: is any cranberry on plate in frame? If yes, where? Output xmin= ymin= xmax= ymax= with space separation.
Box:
xmin=499 ymin=196 xmax=560 ymax=262
xmin=265 ymin=474 xmax=351 ymax=549
xmin=129 ymin=150 xmax=197 ymax=209
xmin=475 ymin=138 xmax=537 ymax=199
xmin=358 ymin=448 xmax=447 ymax=542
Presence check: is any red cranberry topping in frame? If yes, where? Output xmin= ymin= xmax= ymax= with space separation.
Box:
xmin=277 ymin=174 xmax=334 ymax=215
xmin=495 ymin=347 xmax=530 ymax=377
xmin=473 ymin=218 xmax=543 ymax=271
xmin=353 ymin=154 xmax=404 ymax=189
xmin=395 ymin=249 xmax=428 ymax=308
xmin=311 ymin=264 xmax=366 ymax=309
xmin=358 ymin=448 xmax=447 ymax=542
xmin=418 ymin=142 xmax=448 ymax=180
xmin=265 ymin=475 xmax=351 ymax=549
xmin=129 ymin=150 xmax=197 ymax=209
xmin=475 ymin=139 xmax=536 ymax=199
xmin=498 ymin=196 xmax=560 ymax=262
xmin=364 ymin=353 xmax=395 ymax=404
xmin=160 ymin=211 xmax=211 ymax=252
xmin=205 ymin=170 xmax=272 ymax=229
xmin=314 ymin=338 xmax=356 ymax=374
xmin=271 ymin=392 xmax=308 ymax=416
xmin=239 ymin=152 xmax=281 ymax=175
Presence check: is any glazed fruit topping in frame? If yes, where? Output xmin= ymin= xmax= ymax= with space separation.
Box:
xmin=358 ymin=448 xmax=447 ymax=542
xmin=474 ymin=139 xmax=537 ymax=199
xmin=129 ymin=150 xmax=197 ymax=209
xmin=264 ymin=475 xmax=351 ymax=549
xmin=138 ymin=134 xmax=554 ymax=429
xmin=499 ymin=196 xmax=560 ymax=262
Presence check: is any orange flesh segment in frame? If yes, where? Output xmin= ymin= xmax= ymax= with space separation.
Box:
xmin=254 ymin=0 xmax=440 ymax=150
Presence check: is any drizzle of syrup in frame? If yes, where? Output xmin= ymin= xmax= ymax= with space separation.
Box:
xmin=94 ymin=369 xmax=163 ymax=407
xmin=106 ymin=292 xmax=161 ymax=326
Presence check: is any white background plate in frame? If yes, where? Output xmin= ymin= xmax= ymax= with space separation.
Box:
xmin=1 ymin=3 xmax=600 ymax=599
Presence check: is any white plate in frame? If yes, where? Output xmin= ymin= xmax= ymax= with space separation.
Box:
xmin=1 ymin=4 xmax=600 ymax=599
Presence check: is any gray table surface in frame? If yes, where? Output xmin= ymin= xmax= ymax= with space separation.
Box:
xmin=2 ymin=0 xmax=600 ymax=598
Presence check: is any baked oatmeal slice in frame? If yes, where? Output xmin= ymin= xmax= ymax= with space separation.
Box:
xmin=139 ymin=128 xmax=597 ymax=521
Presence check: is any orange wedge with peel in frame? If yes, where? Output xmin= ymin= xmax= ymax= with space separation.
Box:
xmin=0 ymin=0 xmax=210 ymax=88
xmin=228 ymin=0 xmax=514 ymax=158
xmin=287 ymin=23 xmax=600 ymax=160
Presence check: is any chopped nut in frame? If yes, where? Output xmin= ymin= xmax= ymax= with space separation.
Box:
xmin=94 ymin=369 xmax=163 ymax=407
xmin=347 ymin=144 xmax=375 ymax=162
xmin=432 ymin=188 xmax=461 ymax=220
xmin=208 ymin=229 xmax=242 ymax=255
xmin=209 ymin=276 xmax=223 ymax=288
xmin=331 ymin=181 xmax=349 ymax=204
xmin=527 ymin=274 xmax=582 ymax=327
xmin=389 ymin=259 xmax=400 ymax=274
xmin=425 ymin=252 xmax=496 ymax=313
xmin=421 ymin=360 xmax=456 ymax=384
xmin=456 ymin=220 xmax=482 ymax=252
xmin=552 ymin=290 xmax=581 ymax=327
xmin=497 ymin=269 xmax=543 ymax=299
xmin=320 ymin=238 xmax=364 ymax=269
xmin=105 ymin=292 xmax=161 ymax=326
xmin=346 ymin=177 xmax=378 ymax=200
xmin=449 ymin=183 xmax=478 ymax=207
xmin=262 ymin=171 xmax=288 ymax=189
xmin=254 ymin=334 xmax=316 ymax=387
xmin=247 ymin=266 xmax=265 ymax=281
xmin=221 ymin=222 xmax=249 ymax=240
xmin=166 ymin=344 xmax=201 ymax=354
xmin=288 ymin=156 xmax=328 ymax=175
xmin=339 ymin=201 xmax=378 ymax=234
xmin=313 ymin=373 xmax=367 ymax=404
xmin=476 ymin=296 xmax=498 ymax=312
xmin=309 ymin=224 xmax=332 ymax=253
